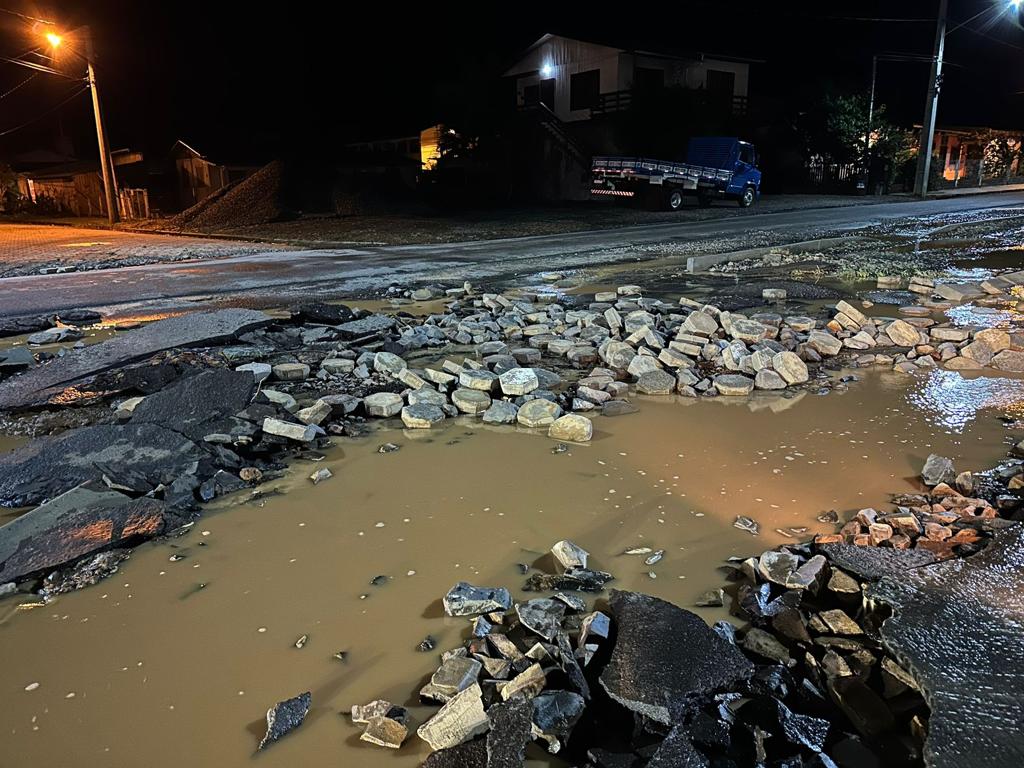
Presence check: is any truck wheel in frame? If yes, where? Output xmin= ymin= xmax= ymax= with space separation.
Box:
xmin=665 ymin=188 xmax=685 ymax=212
xmin=738 ymin=186 xmax=756 ymax=208
xmin=697 ymin=194 xmax=713 ymax=208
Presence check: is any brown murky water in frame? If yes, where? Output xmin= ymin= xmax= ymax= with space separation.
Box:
xmin=1 ymin=368 xmax=1023 ymax=768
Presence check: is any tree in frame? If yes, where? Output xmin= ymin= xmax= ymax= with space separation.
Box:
xmin=798 ymin=93 xmax=914 ymax=190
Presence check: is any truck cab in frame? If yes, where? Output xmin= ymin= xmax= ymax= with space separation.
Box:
xmin=686 ymin=137 xmax=761 ymax=208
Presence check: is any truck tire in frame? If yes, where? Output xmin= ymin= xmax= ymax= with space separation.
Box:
xmin=665 ymin=187 xmax=685 ymax=212
xmin=738 ymin=186 xmax=756 ymax=208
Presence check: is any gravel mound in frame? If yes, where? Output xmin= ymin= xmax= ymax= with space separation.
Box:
xmin=173 ymin=160 xmax=293 ymax=232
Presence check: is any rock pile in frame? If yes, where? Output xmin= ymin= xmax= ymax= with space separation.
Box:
xmin=347 ymin=538 xmax=932 ymax=767
xmin=812 ymin=453 xmax=1020 ymax=559
xmin=826 ymin=282 xmax=1024 ymax=373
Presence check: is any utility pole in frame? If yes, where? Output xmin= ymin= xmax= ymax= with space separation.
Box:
xmin=83 ymin=26 xmax=118 ymax=224
xmin=865 ymin=54 xmax=877 ymax=192
xmin=913 ymin=0 xmax=949 ymax=197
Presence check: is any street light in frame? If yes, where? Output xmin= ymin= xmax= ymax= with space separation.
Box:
xmin=36 ymin=25 xmax=119 ymax=223
xmin=914 ymin=0 xmax=1021 ymax=196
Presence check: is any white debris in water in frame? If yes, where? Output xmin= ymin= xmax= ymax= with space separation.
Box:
xmin=65 ymin=692 xmax=75 ymax=699
xmin=375 ymin=522 xmax=385 ymax=528
xmin=407 ymin=571 xmax=416 ymax=576
xmin=24 ymin=682 xmax=39 ymax=691
xmin=257 ymin=627 xmax=267 ymax=633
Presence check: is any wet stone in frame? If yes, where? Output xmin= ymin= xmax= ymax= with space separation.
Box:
xmin=364 ymin=392 xmax=404 ymax=418
xmin=401 ymin=404 xmax=446 ymax=429
xmin=757 ymin=550 xmax=800 ymax=586
xmin=516 ymin=598 xmax=566 ymax=641
xmin=417 ymin=683 xmax=489 ymax=751
xmin=713 ymin=374 xmax=754 ymax=396
xmin=548 ymin=414 xmax=592 ymax=442
xmin=359 ymin=715 xmax=408 ymax=749
xmin=482 ymin=401 xmax=518 ymax=424
xmin=263 ymin=417 xmax=319 ymax=442
xmin=551 ymin=539 xmax=589 ymax=570
xmin=517 ymin=399 xmax=562 ymax=428
xmin=444 ymin=582 xmax=513 ymax=616
xmin=602 ymin=400 xmax=640 ymax=417
xmin=421 ymin=656 xmax=483 ymax=703
xmin=498 ymin=368 xmax=539 ymax=396
xmin=257 ymin=691 xmax=311 ymax=751
xmin=635 ymin=369 xmax=676 ymax=395
xmin=452 ymin=388 xmax=492 ymax=415
xmin=921 ymin=453 xmax=956 ymax=486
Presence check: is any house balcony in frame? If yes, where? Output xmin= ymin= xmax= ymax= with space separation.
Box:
xmin=591 ymin=89 xmax=748 ymax=118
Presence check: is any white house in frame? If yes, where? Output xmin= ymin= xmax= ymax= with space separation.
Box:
xmin=504 ymin=33 xmax=754 ymax=123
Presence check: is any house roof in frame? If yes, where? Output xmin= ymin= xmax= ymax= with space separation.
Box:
xmin=171 ymin=139 xmax=208 ymax=160
xmin=22 ymin=160 xmax=100 ymax=179
xmin=503 ymin=32 xmax=762 ymax=76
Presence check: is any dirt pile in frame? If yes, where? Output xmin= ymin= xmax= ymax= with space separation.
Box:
xmin=171 ymin=160 xmax=293 ymax=232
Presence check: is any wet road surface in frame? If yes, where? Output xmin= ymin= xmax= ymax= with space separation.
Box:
xmin=3 ymin=193 xmax=1024 ymax=318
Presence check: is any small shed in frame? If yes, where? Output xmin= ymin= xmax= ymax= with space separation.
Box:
xmin=171 ymin=140 xmax=231 ymax=209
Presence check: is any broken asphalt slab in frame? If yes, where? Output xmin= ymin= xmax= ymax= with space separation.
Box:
xmin=0 ymin=422 xmax=206 ymax=508
xmin=0 ymin=481 xmax=188 ymax=581
xmin=869 ymin=525 xmax=1024 ymax=767
xmin=0 ymin=481 xmax=187 ymax=583
xmin=0 ymin=308 xmax=271 ymax=410
xmin=131 ymin=367 xmax=256 ymax=441
xmin=599 ymin=590 xmax=754 ymax=725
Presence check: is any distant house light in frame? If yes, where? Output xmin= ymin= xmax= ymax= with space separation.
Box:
xmin=540 ymin=63 xmax=553 ymax=77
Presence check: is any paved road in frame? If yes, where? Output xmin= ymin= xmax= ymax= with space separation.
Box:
xmin=0 ymin=224 xmax=269 ymax=279
xmin=2 ymin=192 xmax=1023 ymax=319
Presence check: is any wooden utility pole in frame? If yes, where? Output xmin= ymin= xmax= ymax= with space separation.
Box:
xmin=913 ymin=0 xmax=949 ymax=197
xmin=84 ymin=27 xmax=118 ymax=224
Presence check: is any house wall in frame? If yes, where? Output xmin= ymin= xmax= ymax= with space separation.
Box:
xmin=28 ymin=172 xmax=106 ymax=216
xmin=176 ymin=156 xmax=230 ymax=208
xmin=630 ymin=54 xmax=748 ymax=96
xmin=507 ymin=36 xmax=750 ymax=122
xmin=507 ymin=37 xmax=625 ymax=122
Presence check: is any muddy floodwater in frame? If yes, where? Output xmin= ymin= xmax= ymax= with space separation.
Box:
xmin=2 ymin=367 xmax=1023 ymax=767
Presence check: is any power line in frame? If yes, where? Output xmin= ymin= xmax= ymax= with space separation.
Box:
xmin=0 ymin=7 xmax=53 ymax=25
xmin=0 ymin=84 xmax=87 ymax=137
xmin=0 ymin=70 xmax=33 ymax=99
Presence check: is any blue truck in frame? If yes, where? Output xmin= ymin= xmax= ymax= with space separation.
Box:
xmin=591 ymin=137 xmax=762 ymax=210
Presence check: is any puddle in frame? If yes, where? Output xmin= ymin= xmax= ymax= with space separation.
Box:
xmin=1 ymin=368 xmax=1020 ymax=767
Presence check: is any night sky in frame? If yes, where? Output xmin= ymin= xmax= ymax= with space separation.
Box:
xmin=2 ymin=0 xmax=1024 ymax=163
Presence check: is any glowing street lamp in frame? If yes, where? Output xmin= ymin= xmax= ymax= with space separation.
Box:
xmin=915 ymin=0 xmax=1023 ymax=196
xmin=44 ymin=32 xmax=62 ymax=48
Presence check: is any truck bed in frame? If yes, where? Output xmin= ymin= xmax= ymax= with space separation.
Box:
xmin=591 ymin=156 xmax=733 ymax=192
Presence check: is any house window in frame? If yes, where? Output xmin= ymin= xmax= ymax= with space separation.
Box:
xmin=706 ymin=69 xmax=735 ymax=94
xmin=570 ymin=69 xmax=600 ymax=111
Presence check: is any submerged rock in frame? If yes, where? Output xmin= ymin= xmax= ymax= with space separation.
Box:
xmin=444 ymin=582 xmax=512 ymax=616
xmin=599 ymin=591 xmax=754 ymax=724
xmin=257 ymin=691 xmax=311 ymax=750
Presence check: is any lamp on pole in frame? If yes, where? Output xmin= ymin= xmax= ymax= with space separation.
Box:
xmin=912 ymin=0 xmax=948 ymax=197
xmin=39 ymin=24 xmax=119 ymax=224
xmin=913 ymin=0 xmax=1023 ymax=196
